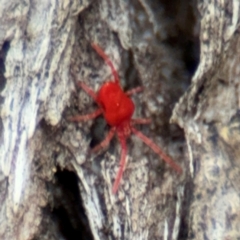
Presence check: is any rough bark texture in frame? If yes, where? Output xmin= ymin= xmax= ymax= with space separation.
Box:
xmin=171 ymin=1 xmax=240 ymax=240
xmin=0 ymin=0 xmax=239 ymax=240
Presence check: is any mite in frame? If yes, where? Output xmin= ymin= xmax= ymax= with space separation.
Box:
xmin=69 ymin=43 xmax=182 ymax=193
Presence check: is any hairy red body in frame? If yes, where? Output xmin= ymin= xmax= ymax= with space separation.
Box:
xmin=69 ymin=43 xmax=182 ymax=194
xmin=97 ymin=82 xmax=135 ymax=126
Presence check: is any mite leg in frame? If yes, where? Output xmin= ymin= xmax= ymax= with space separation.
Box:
xmin=77 ymin=81 xmax=97 ymax=101
xmin=112 ymin=132 xmax=127 ymax=194
xmin=125 ymin=86 xmax=144 ymax=96
xmin=91 ymin=127 xmax=116 ymax=153
xmin=91 ymin=43 xmax=120 ymax=84
xmin=68 ymin=109 xmax=102 ymax=122
xmin=131 ymin=127 xmax=182 ymax=174
xmin=131 ymin=118 xmax=151 ymax=125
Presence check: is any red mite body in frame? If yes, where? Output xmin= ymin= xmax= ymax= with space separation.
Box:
xmin=69 ymin=43 xmax=182 ymax=194
xmin=97 ymin=82 xmax=134 ymax=127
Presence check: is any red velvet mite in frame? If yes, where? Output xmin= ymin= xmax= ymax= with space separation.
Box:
xmin=69 ymin=43 xmax=182 ymax=194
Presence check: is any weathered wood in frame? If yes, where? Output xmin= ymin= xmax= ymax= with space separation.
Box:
xmin=172 ymin=0 xmax=240 ymax=239
xmin=0 ymin=0 xmax=90 ymax=239
xmin=1 ymin=0 xmax=239 ymax=239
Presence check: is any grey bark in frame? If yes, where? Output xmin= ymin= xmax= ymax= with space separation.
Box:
xmin=171 ymin=1 xmax=240 ymax=239
xmin=0 ymin=0 xmax=239 ymax=240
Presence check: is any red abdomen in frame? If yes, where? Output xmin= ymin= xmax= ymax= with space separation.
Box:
xmin=97 ymin=82 xmax=135 ymax=126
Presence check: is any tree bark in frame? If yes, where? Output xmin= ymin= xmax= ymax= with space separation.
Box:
xmin=171 ymin=1 xmax=240 ymax=239
xmin=0 ymin=0 xmax=239 ymax=240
